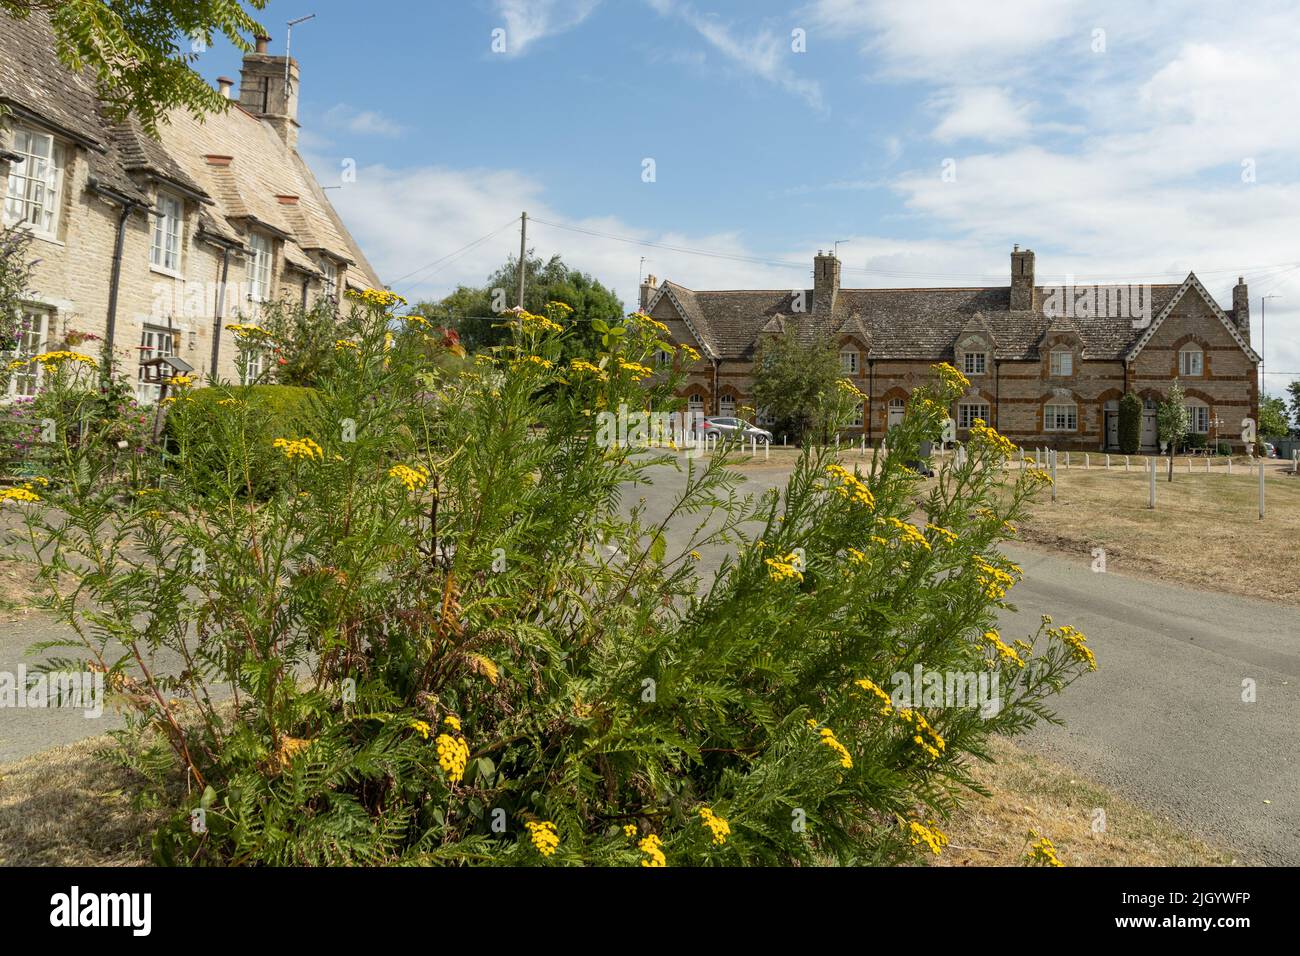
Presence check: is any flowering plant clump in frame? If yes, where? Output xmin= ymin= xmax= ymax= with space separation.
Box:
xmin=5 ymin=291 xmax=1096 ymax=867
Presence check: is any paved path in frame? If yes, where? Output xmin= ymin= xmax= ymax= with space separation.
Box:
xmin=4 ymin=458 xmax=1297 ymax=863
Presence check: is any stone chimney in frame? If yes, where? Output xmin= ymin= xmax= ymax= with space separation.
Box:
xmin=217 ymin=76 xmax=234 ymax=99
xmin=813 ymin=251 xmax=840 ymax=312
xmin=640 ymin=274 xmax=658 ymax=311
xmin=1233 ymin=276 xmax=1250 ymax=342
xmin=237 ymin=34 xmax=300 ymax=148
xmin=1010 ymin=244 xmax=1035 ymax=311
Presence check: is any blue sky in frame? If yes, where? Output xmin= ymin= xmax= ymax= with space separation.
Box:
xmin=196 ymin=0 xmax=1300 ymax=397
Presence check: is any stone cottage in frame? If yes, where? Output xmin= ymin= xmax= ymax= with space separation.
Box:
xmin=1 ymin=10 xmax=381 ymax=402
xmin=641 ymin=248 xmax=1260 ymax=451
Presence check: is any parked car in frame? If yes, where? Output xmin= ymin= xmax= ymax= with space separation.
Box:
xmin=699 ymin=417 xmax=772 ymax=444
xmin=1263 ymin=442 xmax=1277 ymax=459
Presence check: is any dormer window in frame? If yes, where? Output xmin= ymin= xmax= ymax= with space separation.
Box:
xmin=319 ymin=255 xmax=338 ymax=302
xmin=1179 ymin=345 xmax=1204 ymax=376
xmin=247 ymin=232 xmax=272 ymax=301
xmin=962 ymin=351 xmax=987 ymax=375
xmin=1050 ymin=349 xmax=1073 ymax=376
xmin=150 ymin=191 xmax=184 ymax=274
xmin=839 ymin=348 xmax=859 ymax=375
xmin=4 ymin=126 xmax=65 ymax=238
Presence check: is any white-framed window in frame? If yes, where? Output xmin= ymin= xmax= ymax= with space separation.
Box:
xmin=242 ymin=347 xmax=265 ymax=385
xmin=4 ymin=127 xmax=65 ymax=237
xmin=655 ymin=347 xmax=672 ymax=367
xmin=319 ymin=256 xmax=338 ymax=302
xmin=839 ymin=349 xmax=859 ymax=375
xmin=247 ymin=233 xmax=272 ymax=301
xmin=962 ymin=351 xmax=987 ymax=375
xmin=852 ymin=401 xmax=864 ymax=427
xmin=1179 ymin=346 xmax=1204 ymax=377
xmin=1185 ymin=404 xmax=1210 ymax=434
xmin=1049 ymin=349 xmax=1074 ymax=376
xmin=6 ymin=306 xmax=51 ymax=398
xmin=719 ymin=394 xmax=736 ymax=418
xmin=1045 ymin=402 xmax=1078 ymax=431
xmin=150 ymin=192 xmax=183 ymax=273
xmin=958 ymin=401 xmax=990 ymax=429
xmin=137 ymin=324 xmax=177 ymax=403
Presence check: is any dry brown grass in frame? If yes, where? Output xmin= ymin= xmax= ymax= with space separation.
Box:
xmin=0 ymin=734 xmax=159 ymax=866
xmin=1006 ymin=459 xmax=1300 ymax=605
xmin=0 ymin=733 xmax=1232 ymax=867
xmin=934 ymin=736 xmax=1239 ymax=866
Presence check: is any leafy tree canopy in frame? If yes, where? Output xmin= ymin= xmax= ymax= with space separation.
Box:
xmin=411 ymin=253 xmax=624 ymax=359
xmin=1259 ymin=395 xmax=1290 ymax=438
xmin=2 ymin=0 xmax=268 ymax=134
xmin=751 ymin=326 xmax=846 ymax=443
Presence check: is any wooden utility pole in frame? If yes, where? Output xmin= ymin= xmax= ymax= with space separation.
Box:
xmin=518 ymin=212 xmax=528 ymax=308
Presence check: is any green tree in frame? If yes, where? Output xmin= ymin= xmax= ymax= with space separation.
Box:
xmin=2 ymin=0 xmax=268 ymax=134
xmin=412 ymin=253 xmax=623 ymax=358
xmin=1118 ymin=392 xmax=1142 ymax=455
xmin=751 ymin=326 xmax=845 ymax=443
xmin=1259 ymin=395 xmax=1290 ymax=439
xmin=1157 ymin=379 xmax=1189 ymax=481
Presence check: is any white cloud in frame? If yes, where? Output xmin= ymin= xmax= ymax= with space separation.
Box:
xmin=323 ymin=104 xmax=405 ymax=138
xmin=804 ymin=0 xmax=1082 ymax=81
xmin=493 ymin=0 xmax=602 ymax=57
xmin=319 ymin=160 xmax=807 ymax=309
xmin=646 ymin=0 xmax=824 ymax=109
xmin=931 ymin=87 xmax=1032 ymax=143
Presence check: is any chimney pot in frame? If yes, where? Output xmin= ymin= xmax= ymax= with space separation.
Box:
xmin=217 ymin=76 xmax=234 ymax=98
xmin=255 ymin=35 xmax=271 ymax=54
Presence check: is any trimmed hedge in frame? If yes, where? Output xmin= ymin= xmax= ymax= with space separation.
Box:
xmin=166 ymin=384 xmax=322 ymax=498
xmin=1118 ymin=392 xmax=1142 ymax=455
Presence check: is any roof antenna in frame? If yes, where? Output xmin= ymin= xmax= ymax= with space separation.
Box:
xmin=284 ymin=14 xmax=317 ymax=98
xmin=833 ymin=239 xmax=850 ymax=258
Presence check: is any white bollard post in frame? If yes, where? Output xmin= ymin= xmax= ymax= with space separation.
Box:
xmin=1064 ymin=450 xmax=1070 ymax=470
xmin=1259 ymin=456 xmax=1266 ymax=520
xmin=1148 ymin=456 xmax=1156 ymax=509
xmin=1105 ymin=454 xmax=1110 ymax=470
xmin=764 ymin=438 xmax=770 ymax=460
xmin=1084 ymin=453 xmax=1089 ymax=470
xmin=1125 ymin=455 xmax=1130 ymax=472
xmin=1228 ymin=456 xmax=1233 ymax=475
xmin=1050 ymin=449 xmax=1058 ymax=501
xmin=1186 ymin=457 xmax=1191 ymax=473
xmin=1205 ymin=456 xmax=1210 ymax=473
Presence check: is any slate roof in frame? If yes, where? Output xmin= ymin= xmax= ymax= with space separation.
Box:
xmin=0 ymin=8 xmax=381 ymax=288
xmin=650 ymin=281 xmax=1192 ymax=362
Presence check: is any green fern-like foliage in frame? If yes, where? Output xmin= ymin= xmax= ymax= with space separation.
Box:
xmin=10 ymin=300 xmax=1096 ymax=867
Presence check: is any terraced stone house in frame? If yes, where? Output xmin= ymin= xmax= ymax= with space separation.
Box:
xmin=640 ymin=248 xmax=1260 ymax=452
xmin=0 ymin=11 xmax=381 ymax=402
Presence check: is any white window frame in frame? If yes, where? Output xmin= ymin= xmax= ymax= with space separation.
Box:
xmin=852 ymin=401 xmax=864 ymax=427
xmin=242 ymin=347 xmax=266 ymax=385
xmin=962 ymin=351 xmax=987 ymax=376
xmin=150 ymin=191 xmax=184 ymax=275
xmin=1179 ymin=346 xmax=1204 ymax=377
xmin=247 ymin=233 xmax=272 ymax=302
xmin=719 ymin=394 xmax=736 ymax=418
xmin=4 ymin=126 xmax=65 ymax=238
xmin=319 ymin=256 xmax=338 ymax=303
xmin=6 ymin=306 xmax=51 ymax=398
xmin=1185 ymin=404 xmax=1210 ymax=434
xmin=1049 ymin=349 xmax=1074 ymax=377
xmin=137 ymin=324 xmax=177 ymax=404
xmin=958 ymin=401 xmax=990 ymax=429
xmin=839 ymin=349 xmax=859 ymax=375
xmin=1044 ymin=402 xmax=1078 ymax=431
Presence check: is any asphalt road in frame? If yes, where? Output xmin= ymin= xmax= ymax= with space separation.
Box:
xmin=622 ymin=457 xmax=1300 ymax=865
xmin=3 ymin=456 xmax=1297 ymax=864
